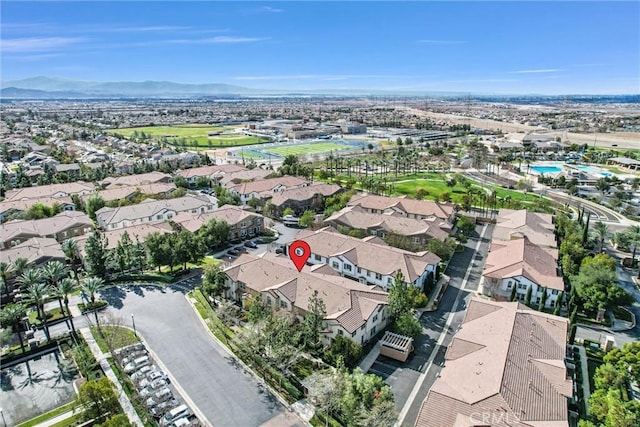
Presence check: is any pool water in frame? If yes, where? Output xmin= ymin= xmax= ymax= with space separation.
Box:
xmin=530 ymin=166 xmax=562 ymax=174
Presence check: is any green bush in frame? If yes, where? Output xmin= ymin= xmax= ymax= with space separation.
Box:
xmin=78 ymin=300 xmax=108 ymax=313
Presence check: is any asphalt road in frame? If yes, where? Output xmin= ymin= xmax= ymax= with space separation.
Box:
xmin=366 ymin=223 xmax=494 ymax=426
xmin=99 ymin=284 xmax=291 ymax=427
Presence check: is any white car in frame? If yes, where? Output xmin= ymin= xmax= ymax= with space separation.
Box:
xmin=155 ymin=387 xmax=173 ymax=403
xmin=131 ymin=366 xmax=154 ymax=381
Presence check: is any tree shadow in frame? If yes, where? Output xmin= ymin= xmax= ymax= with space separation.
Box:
xmin=100 ymin=286 xmax=127 ymax=310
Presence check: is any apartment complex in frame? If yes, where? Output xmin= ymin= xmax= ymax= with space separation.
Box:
xmin=0 ymin=211 xmax=93 ymax=249
xmin=493 ymin=209 xmax=556 ymax=248
xmin=415 ymin=298 xmax=572 ymax=427
xmin=223 ymin=252 xmax=389 ymax=345
xmin=3 ymin=181 xmax=95 ymax=201
xmin=172 ymin=205 xmax=265 ymax=240
xmin=347 ymin=194 xmax=456 ymax=223
xmin=294 ymin=227 xmax=441 ymax=291
xmin=269 ymin=183 xmax=342 ymax=216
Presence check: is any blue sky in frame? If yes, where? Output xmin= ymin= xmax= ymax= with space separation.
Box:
xmin=2 ymin=1 xmax=639 ymax=94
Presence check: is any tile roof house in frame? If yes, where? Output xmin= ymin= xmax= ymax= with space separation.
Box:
xmin=295 ymin=227 xmax=441 ymax=291
xmin=223 ymin=252 xmax=389 ymax=345
xmin=480 ymin=237 xmax=564 ymax=309
xmin=101 ymin=171 xmax=172 ymax=188
xmin=2 ymin=237 xmax=65 ymax=267
xmin=494 ymin=209 xmax=556 ymax=248
xmin=325 ymin=205 xmax=451 ymax=246
xmin=0 ymin=211 xmax=93 ymax=249
xmin=0 ymin=196 xmax=76 ymax=223
xmin=81 ymin=183 xmax=177 ymax=203
xmin=95 ymin=195 xmax=214 ymax=230
xmin=347 ymin=194 xmax=456 ymax=223
xmin=176 ymin=164 xmax=248 ymax=185
xmin=172 ymin=205 xmax=265 ymax=241
xmin=228 ymin=176 xmax=309 ymax=204
xmin=3 ymin=181 xmax=95 ymax=201
xmin=218 ymin=168 xmax=272 ymax=187
xmin=269 ymin=183 xmax=342 ymax=215
xmin=415 ymin=298 xmax=572 ymax=427
xmin=76 ymin=222 xmax=174 ymax=252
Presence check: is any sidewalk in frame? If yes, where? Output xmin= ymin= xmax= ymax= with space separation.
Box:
xmin=573 ymin=345 xmax=591 ymax=415
xmin=79 ymin=328 xmax=144 ymax=427
xmin=423 ymin=274 xmax=450 ymax=312
xmin=36 ymin=410 xmax=77 ymax=427
xmin=358 ymin=342 xmax=381 ymax=373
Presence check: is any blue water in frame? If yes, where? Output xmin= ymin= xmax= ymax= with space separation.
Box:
xmin=575 ymin=165 xmax=611 ymax=176
xmin=530 ymin=166 xmax=562 ymax=174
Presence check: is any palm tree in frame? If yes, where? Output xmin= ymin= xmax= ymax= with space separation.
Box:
xmin=61 ymin=239 xmax=80 ymax=283
xmin=593 ymin=221 xmax=609 ymax=253
xmin=16 ymin=268 xmax=43 ymax=293
xmin=26 ymin=281 xmax=51 ymax=342
xmin=0 ymin=303 xmax=27 ymax=353
xmin=625 ymin=225 xmax=640 ymax=268
xmin=0 ymin=262 xmax=13 ymax=298
xmin=43 ymin=260 xmax=68 ymax=290
xmin=12 ymin=257 xmax=30 ymax=279
xmin=56 ymin=278 xmax=77 ymax=334
xmin=81 ymin=277 xmax=105 ymax=325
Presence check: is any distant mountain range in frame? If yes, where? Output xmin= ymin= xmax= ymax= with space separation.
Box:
xmin=1 ymin=76 xmax=638 ymax=101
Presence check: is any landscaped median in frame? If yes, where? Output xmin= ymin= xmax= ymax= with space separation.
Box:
xmin=15 ymin=401 xmax=77 ymax=427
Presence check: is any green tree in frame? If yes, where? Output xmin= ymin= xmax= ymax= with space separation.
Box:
xmin=0 ymin=303 xmax=27 ymax=352
xmin=56 ymin=278 xmax=77 ymax=334
xmin=456 ymin=216 xmax=476 ymax=235
xmin=324 ymin=335 xmax=363 ymax=368
xmin=245 ymin=294 xmax=269 ymax=323
xmin=427 ymin=238 xmax=456 ymax=261
xmin=173 ymin=174 xmax=189 ymax=188
xmin=81 ymin=277 xmax=105 ymax=325
xmin=302 ymin=290 xmax=327 ymax=351
xmin=84 ymin=230 xmax=108 ymax=277
xmin=195 ymin=176 xmax=211 ymax=188
xmin=62 ymin=239 xmax=81 ymax=283
xmin=202 ymin=264 xmax=227 ymax=299
xmin=197 ymin=218 xmax=230 ymax=251
xmin=573 ymin=262 xmax=632 ymax=312
xmin=113 ymin=231 xmax=134 ymax=274
xmin=0 ymin=262 xmax=12 ymax=298
xmin=282 ymin=207 xmax=295 ymax=218
xmin=85 ymin=194 xmax=106 ymax=221
xmin=392 ymin=312 xmax=422 ymax=338
xmin=77 ymin=377 xmax=122 ymax=424
xmin=43 ymin=260 xmax=68 ymax=314
xmin=26 ymin=280 xmax=52 ymax=341
xmin=525 ymin=285 xmax=533 ymax=306
xmin=510 ymin=284 xmax=517 ymax=302
xmin=387 ymin=271 xmax=411 ymax=322
xmin=299 ymin=210 xmax=315 ymax=228
xmin=537 ymin=287 xmax=548 ymax=311
xmin=604 ymin=341 xmax=640 ymax=384
xmin=99 ymin=414 xmax=132 ymax=427
xmin=593 ymin=221 xmax=609 ymax=252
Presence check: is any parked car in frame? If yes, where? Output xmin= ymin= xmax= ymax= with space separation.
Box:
xmin=161 ymin=404 xmax=191 ymax=426
xmin=147 ymin=370 xmax=168 ymax=383
xmin=150 ymin=399 xmax=180 ymax=419
xmin=171 ymin=417 xmax=191 ymax=427
xmin=227 ymin=248 xmax=240 ymax=256
xmin=275 ymin=245 xmax=285 ymax=254
xmin=244 ymin=240 xmax=258 ymax=249
xmin=131 ymin=366 xmax=154 ymax=381
xmin=155 ymin=387 xmax=173 ymax=402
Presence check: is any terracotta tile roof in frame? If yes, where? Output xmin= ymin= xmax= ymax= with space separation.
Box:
xmin=95 ymin=195 xmax=213 ymax=227
xmin=218 ymin=168 xmax=272 ymax=186
xmin=348 ymin=194 xmax=455 ymax=220
xmin=172 ymin=205 xmax=263 ymax=232
xmin=176 ymin=164 xmax=247 ymax=179
xmin=415 ymin=299 xmax=571 ymax=427
xmin=269 ymin=183 xmax=342 ymax=207
xmin=0 ymin=211 xmax=92 ymax=244
xmin=2 ymin=237 xmax=65 ymax=265
xmin=0 ymin=196 xmax=74 ymax=215
xmin=325 ymin=206 xmax=451 ymax=241
xmin=82 ymin=183 xmax=177 ymax=203
xmin=296 ymin=227 xmax=441 ymax=282
xmin=228 ymin=176 xmax=308 ymax=196
xmin=76 ymin=222 xmax=174 ymax=251
xmin=482 ymin=237 xmax=563 ymax=291
xmin=223 ymin=252 xmax=388 ymax=333
xmin=102 ymin=171 xmax=172 ymax=188
xmin=4 ymin=182 xmax=95 ymax=201
xmin=494 ymin=209 xmax=556 ymax=248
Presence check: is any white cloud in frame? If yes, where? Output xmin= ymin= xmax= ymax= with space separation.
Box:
xmin=418 ymin=40 xmax=466 ymax=45
xmin=232 ymin=74 xmax=414 ymax=81
xmin=1 ymin=37 xmax=84 ymax=53
xmin=259 ymin=6 xmax=284 ymax=13
xmin=510 ymin=69 xmax=561 ymax=74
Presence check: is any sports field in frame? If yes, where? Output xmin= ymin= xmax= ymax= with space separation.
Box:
xmin=264 ymin=142 xmax=355 ymax=156
xmin=113 ymin=125 xmax=270 ymax=147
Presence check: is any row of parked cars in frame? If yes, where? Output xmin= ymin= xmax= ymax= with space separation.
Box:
xmin=115 ymin=343 xmax=200 ymax=427
xmin=216 ymin=237 xmax=272 ymax=260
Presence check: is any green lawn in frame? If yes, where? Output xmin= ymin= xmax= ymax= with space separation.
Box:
xmin=263 ymin=142 xmax=355 ymax=156
xmin=28 ymin=306 xmax=67 ymax=325
xmin=113 ymin=125 xmax=269 ymax=148
xmin=16 ymin=401 xmax=77 ymax=427
xmin=90 ymin=325 xmax=140 ymax=353
xmin=114 ymin=125 xmax=227 ymax=138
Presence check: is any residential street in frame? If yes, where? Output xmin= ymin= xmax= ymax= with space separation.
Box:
xmin=367 ymin=223 xmax=494 ymax=426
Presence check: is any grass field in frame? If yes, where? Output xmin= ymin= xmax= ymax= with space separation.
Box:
xmin=261 ymin=142 xmax=355 ymax=157
xmin=114 ymin=125 xmax=269 ymax=148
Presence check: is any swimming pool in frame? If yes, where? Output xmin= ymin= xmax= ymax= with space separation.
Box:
xmin=574 ymin=165 xmax=611 ymax=177
xmin=530 ymin=165 xmax=562 ymax=174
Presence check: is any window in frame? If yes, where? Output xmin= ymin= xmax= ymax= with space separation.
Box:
xmin=551 ymin=289 xmax=558 ymax=295
xmin=507 ymin=280 xmax=513 ymax=289
xmin=332 ymin=262 xmax=339 ymax=269
xmin=156 ymin=214 xmax=162 ymax=220
xmin=361 ymin=324 xmax=366 ymax=331
xmin=387 ymin=277 xmax=393 ymax=285
xmin=337 ymin=329 xmax=343 ymax=335
xmin=344 ymin=264 xmax=352 ymax=271
xmin=367 ymin=271 xmax=372 ymax=277
xmin=373 ymin=315 xmax=378 ymax=323
xmin=351 ymin=330 xmax=356 ymax=337
xmin=238 ymin=282 xmax=246 ymax=290
xmin=357 ymin=267 xmax=361 ymax=273
xmin=280 ymin=300 xmax=287 ymax=309
xmin=413 ymin=237 xmax=421 ymax=243
xmin=370 ymin=326 xmax=376 ymax=336
xmin=314 ymin=254 xmax=321 ymax=261
xmin=375 ymin=273 xmax=382 ymax=280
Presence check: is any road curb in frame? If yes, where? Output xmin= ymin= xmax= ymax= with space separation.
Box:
xmin=184 ymin=294 xmax=310 ymax=426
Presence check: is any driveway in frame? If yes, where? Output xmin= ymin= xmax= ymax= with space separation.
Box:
xmin=367 ymin=224 xmax=493 ymax=425
xmin=99 ymin=284 xmax=293 ymax=427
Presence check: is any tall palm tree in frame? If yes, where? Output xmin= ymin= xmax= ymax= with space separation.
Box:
xmin=0 ymin=262 xmax=13 ymax=298
xmin=0 ymin=303 xmax=27 ymax=353
xmin=626 ymin=225 xmax=640 ymax=268
xmin=16 ymin=268 xmax=43 ymax=293
xmin=43 ymin=260 xmax=68 ymax=290
xmin=61 ymin=239 xmax=81 ymax=283
xmin=593 ymin=221 xmax=609 ymax=253
xmin=80 ymin=277 xmax=105 ymax=325
xmin=56 ymin=278 xmax=77 ymax=334
xmin=12 ymin=257 xmax=30 ymax=279
xmin=26 ymin=281 xmax=51 ymax=342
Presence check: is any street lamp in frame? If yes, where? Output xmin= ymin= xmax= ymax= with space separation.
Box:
xmin=0 ymin=407 xmax=7 ymax=427
xmin=131 ymin=314 xmax=136 ymax=335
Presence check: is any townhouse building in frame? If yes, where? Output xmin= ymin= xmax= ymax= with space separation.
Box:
xmin=101 ymin=171 xmax=172 ymax=188
xmin=228 ymin=176 xmax=309 ymax=204
xmin=0 ymin=196 xmax=75 ymax=223
xmin=269 ymin=183 xmax=342 ymax=216
xmin=0 ymin=211 xmax=93 ymax=249
xmin=3 ymin=181 xmax=95 ymax=201
xmin=294 ymin=227 xmax=441 ymax=291
xmin=223 ymin=252 xmax=389 ymax=345
xmin=172 ymin=205 xmax=265 ymax=240
xmin=347 ymin=194 xmax=456 ymax=223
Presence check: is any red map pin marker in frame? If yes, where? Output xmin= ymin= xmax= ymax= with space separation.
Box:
xmin=289 ymin=240 xmax=311 ymax=272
